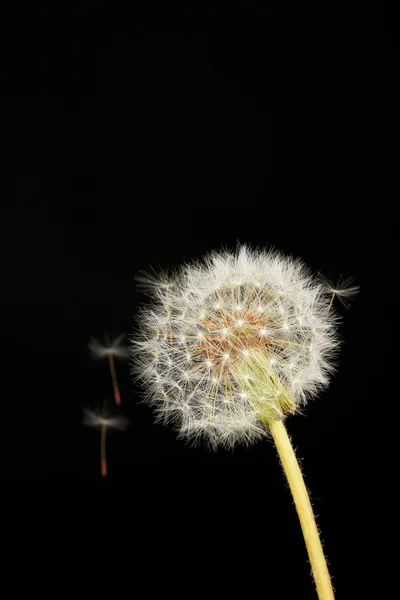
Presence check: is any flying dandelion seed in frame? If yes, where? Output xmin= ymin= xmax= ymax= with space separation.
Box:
xmin=88 ymin=334 xmax=129 ymax=406
xmin=132 ymin=245 xmax=357 ymax=600
xmin=319 ymin=275 xmax=360 ymax=311
xmin=83 ymin=407 xmax=129 ymax=477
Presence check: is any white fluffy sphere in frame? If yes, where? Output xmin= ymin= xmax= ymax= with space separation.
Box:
xmin=132 ymin=246 xmax=340 ymax=449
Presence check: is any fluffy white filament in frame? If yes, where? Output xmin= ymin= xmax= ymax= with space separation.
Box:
xmin=132 ymin=246 xmax=341 ymax=449
xmin=88 ymin=334 xmax=130 ymax=360
xmin=83 ymin=408 xmax=129 ymax=431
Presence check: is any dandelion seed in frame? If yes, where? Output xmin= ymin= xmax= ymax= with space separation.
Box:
xmin=83 ymin=407 xmax=129 ymax=477
xmin=319 ymin=275 xmax=360 ymax=310
xmin=88 ymin=334 xmax=129 ymax=406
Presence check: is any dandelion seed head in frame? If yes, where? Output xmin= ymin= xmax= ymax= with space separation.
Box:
xmin=132 ymin=245 xmax=348 ymax=449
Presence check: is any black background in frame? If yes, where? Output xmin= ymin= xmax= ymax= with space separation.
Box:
xmin=1 ymin=2 xmax=392 ymax=597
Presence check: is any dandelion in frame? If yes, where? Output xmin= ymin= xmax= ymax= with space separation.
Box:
xmin=83 ymin=407 xmax=129 ymax=477
xmin=88 ymin=334 xmax=129 ymax=406
xmin=132 ymin=245 xmax=358 ymax=600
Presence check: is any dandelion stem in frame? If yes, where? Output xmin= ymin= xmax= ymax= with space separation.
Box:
xmin=108 ymin=353 xmax=121 ymax=406
xmin=101 ymin=423 xmax=107 ymax=477
xmin=270 ymin=419 xmax=335 ymax=600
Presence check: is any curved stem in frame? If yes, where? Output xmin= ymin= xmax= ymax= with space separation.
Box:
xmin=270 ymin=419 xmax=335 ymax=600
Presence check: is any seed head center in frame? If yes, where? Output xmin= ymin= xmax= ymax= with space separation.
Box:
xmin=199 ymin=308 xmax=271 ymax=375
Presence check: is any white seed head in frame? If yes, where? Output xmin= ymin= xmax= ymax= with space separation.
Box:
xmin=132 ymin=245 xmax=346 ymax=449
